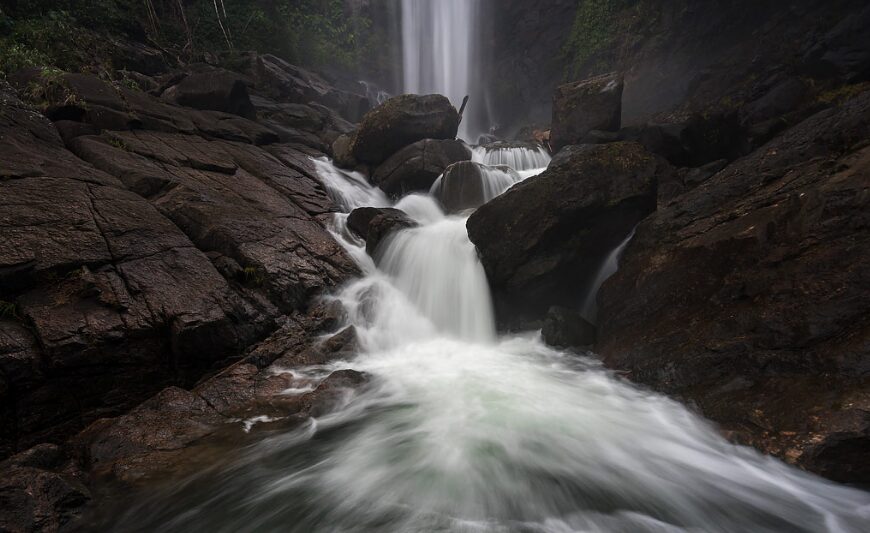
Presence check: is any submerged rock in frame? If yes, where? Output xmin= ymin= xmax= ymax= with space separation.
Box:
xmin=351 ymin=94 xmax=460 ymax=165
xmin=372 ymin=138 xmax=470 ymax=197
xmin=347 ymin=207 xmax=417 ymax=256
xmin=541 ymin=306 xmax=596 ymax=349
xmin=467 ymin=141 xmax=670 ymax=324
xmin=433 ymin=161 xmax=521 ymax=213
xmin=550 ymin=72 xmax=624 ymax=152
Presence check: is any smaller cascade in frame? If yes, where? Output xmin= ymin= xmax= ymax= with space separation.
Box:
xmin=581 ymin=228 xmax=636 ymax=323
xmin=377 ymin=216 xmax=496 ymax=344
xmin=430 ymin=161 xmax=522 ymax=213
xmin=472 ymin=143 xmax=551 ymax=175
xmin=359 ymin=81 xmax=391 ymax=107
xmin=311 ymin=157 xmax=389 ymax=211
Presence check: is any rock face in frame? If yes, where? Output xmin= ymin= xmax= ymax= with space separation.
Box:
xmin=246 ymin=53 xmax=370 ymax=122
xmin=467 ymin=142 xmax=669 ymax=324
xmin=0 ymin=444 xmax=90 ymax=532
xmin=372 ymin=138 xmax=471 ymax=197
xmin=550 ymin=73 xmax=624 ymax=152
xmin=347 ymin=207 xmax=417 ymax=256
xmin=0 ymin=64 xmax=358 ymax=462
xmin=73 ymin=309 xmax=362 ymax=488
xmin=163 ymin=68 xmax=256 ymax=119
xmin=434 ymin=161 xmax=521 ymax=213
xmin=597 ymin=91 xmax=870 ymax=483
xmin=351 ymin=94 xmax=460 ymax=165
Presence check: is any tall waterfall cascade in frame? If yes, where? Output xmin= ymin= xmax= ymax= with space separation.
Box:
xmin=400 ymin=0 xmax=486 ymax=140
xmin=101 ymin=147 xmax=870 ymax=532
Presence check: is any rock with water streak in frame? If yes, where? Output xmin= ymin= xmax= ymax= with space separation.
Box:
xmin=351 ymin=94 xmax=460 ymax=165
xmin=467 ymin=141 xmax=670 ymax=325
xmin=597 ymin=90 xmax=870 ymax=483
xmin=435 ymin=161 xmax=521 ymax=213
xmin=372 ymin=138 xmax=471 ymax=197
xmin=550 ymin=72 xmax=624 ymax=153
xmin=347 ymin=207 xmax=417 ymax=256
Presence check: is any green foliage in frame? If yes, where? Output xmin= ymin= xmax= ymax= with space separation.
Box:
xmin=0 ymin=300 xmax=21 ymax=321
xmin=242 ymin=266 xmax=266 ymax=287
xmin=817 ymin=82 xmax=870 ymax=106
xmin=1 ymin=1 xmax=375 ymax=77
xmin=561 ymin=0 xmax=654 ymax=79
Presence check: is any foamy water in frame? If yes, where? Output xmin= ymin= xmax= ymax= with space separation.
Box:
xmin=99 ymin=152 xmax=870 ymax=533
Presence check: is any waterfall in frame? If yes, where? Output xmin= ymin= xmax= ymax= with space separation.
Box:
xmin=97 ymin=149 xmax=870 ymax=532
xmin=401 ymin=0 xmax=485 ymax=140
xmin=581 ymin=228 xmax=637 ymax=323
xmin=472 ymin=145 xmax=552 ymax=171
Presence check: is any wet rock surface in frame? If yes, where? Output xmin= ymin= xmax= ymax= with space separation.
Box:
xmin=550 ymin=72 xmax=624 ymax=152
xmin=351 ymin=94 xmax=460 ymax=165
xmin=372 ymin=138 xmax=470 ymax=197
xmin=0 ymin=60 xmax=360 ymax=472
xmin=542 ymin=307 xmax=596 ymax=349
xmin=348 ymin=207 xmax=417 ymax=256
xmin=597 ymin=91 xmax=870 ymax=483
xmin=434 ymin=161 xmax=520 ymax=213
xmin=467 ymin=142 xmax=670 ymax=324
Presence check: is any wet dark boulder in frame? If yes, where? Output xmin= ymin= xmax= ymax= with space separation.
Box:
xmin=351 ymin=94 xmax=460 ymax=165
xmin=596 ymin=90 xmax=870 ymax=483
xmin=372 ymin=138 xmax=471 ymax=197
xmin=467 ymin=142 xmax=670 ymax=324
xmin=331 ymin=133 xmax=358 ymax=169
xmin=433 ymin=161 xmax=520 ymax=213
xmin=162 ymin=68 xmax=256 ymax=119
xmin=541 ymin=307 xmax=596 ymax=349
xmin=550 ymin=72 xmax=624 ymax=153
xmin=347 ymin=207 xmax=417 ymax=256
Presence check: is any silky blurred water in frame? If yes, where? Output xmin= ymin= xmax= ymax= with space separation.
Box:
xmin=96 ymin=153 xmax=870 ymax=533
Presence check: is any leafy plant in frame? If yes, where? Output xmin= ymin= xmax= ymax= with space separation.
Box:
xmin=242 ymin=266 xmax=266 ymax=287
xmin=0 ymin=300 xmax=21 ymax=321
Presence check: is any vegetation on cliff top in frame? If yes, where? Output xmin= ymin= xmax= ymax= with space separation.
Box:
xmin=561 ymin=0 xmax=658 ymax=79
xmin=0 ymin=0 xmax=377 ymax=77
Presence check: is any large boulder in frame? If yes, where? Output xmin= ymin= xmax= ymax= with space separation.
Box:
xmin=433 ymin=161 xmax=521 ymax=213
xmin=162 ymin=68 xmax=256 ymax=119
xmin=597 ymin=91 xmax=870 ymax=483
xmin=347 ymin=207 xmax=417 ymax=256
xmin=372 ymin=138 xmax=471 ymax=197
xmin=550 ymin=72 xmax=624 ymax=152
xmin=466 ymin=142 xmax=670 ymax=324
xmin=351 ymin=94 xmax=460 ymax=165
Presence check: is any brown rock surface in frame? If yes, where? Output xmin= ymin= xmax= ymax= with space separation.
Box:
xmin=597 ymin=91 xmax=870 ymax=482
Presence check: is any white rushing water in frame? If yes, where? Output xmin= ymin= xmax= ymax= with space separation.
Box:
xmin=103 ymin=150 xmax=870 ymax=532
xmin=401 ymin=0 xmax=484 ymax=140
xmin=580 ymin=228 xmax=636 ymax=324
xmin=472 ymin=144 xmax=552 ymax=173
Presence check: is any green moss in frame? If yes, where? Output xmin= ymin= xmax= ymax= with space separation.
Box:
xmin=107 ymin=137 xmax=129 ymax=151
xmin=817 ymin=82 xmax=870 ymax=106
xmin=0 ymin=300 xmax=21 ymax=321
xmin=242 ymin=266 xmax=266 ymax=287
